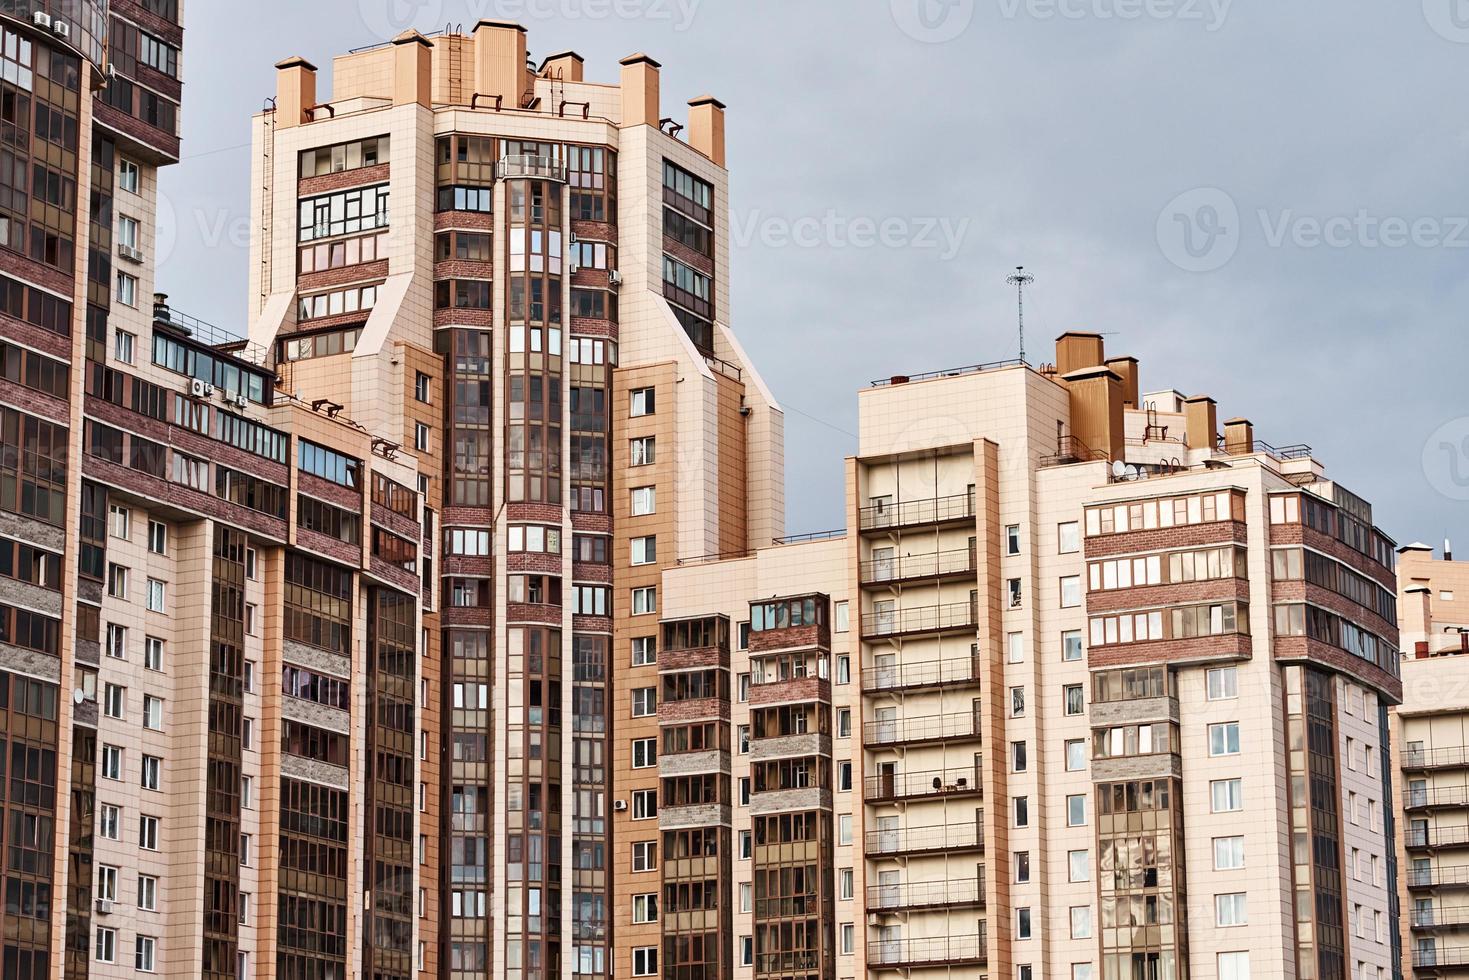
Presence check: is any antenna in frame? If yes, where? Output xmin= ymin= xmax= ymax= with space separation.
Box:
xmin=1006 ymin=266 xmax=1035 ymax=363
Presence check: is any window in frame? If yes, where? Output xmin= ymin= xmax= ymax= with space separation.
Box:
xmin=1070 ymin=906 xmax=1093 ymax=939
xmin=96 ymin=865 xmax=117 ymax=902
xmin=144 ymin=636 xmax=164 ymax=671
xmin=1015 ymin=850 xmax=1031 ymax=882
xmin=633 ymin=893 xmax=658 ymax=924
xmin=1059 ymin=521 xmax=1080 ymax=553
xmin=630 ymin=436 xmax=655 ymax=465
xmin=141 ymin=755 xmax=161 ymax=790
xmin=840 ymin=867 xmax=854 ymax=900
xmin=109 ymin=504 xmax=131 ymax=538
xmin=1066 ymin=739 xmax=1085 ymax=771
xmin=241 ymin=775 xmax=253 ymax=808
xmin=1069 ymin=849 xmax=1090 ymax=882
xmin=630 ymin=486 xmax=656 ymax=516
xmin=1211 ymin=778 xmax=1243 ymax=813
xmin=1006 ymin=525 xmax=1021 ymax=555
xmin=107 ymin=563 xmax=129 ymax=598
xmin=632 ymin=587 xmax=656 ymax=615
xmin=632 ymin=738 xmax=657 ymax=768
xmin=1060 ymin=575 xmax=1081 ymax=607
xmin=1011 ymin=686 xmax=1025 ymax=717
xmin=631 ymin=636 xmax=656 ymax=666
xmin=116 ymin=271 xmax=138 ymax=307
xmin=414 ymin=423 xmax=430 ymax=451
xmin=103 ymin=683 xmax=125 ymax=719
xmin=1067 ymin=794 xmax=1087 ymax=826
xmin=740 ymin=881 xmax=753 ymax=912
xmin=632 ymin=841 xmax=657 ymax=872
xmin=1209 ymin=722 xmax=1241 ymax=756
xmin=138 ymin=874 xmax=157 ymax=911
xmin=1074 ymin=966 xmax=1095 ymax=980
xmin=632 ymin=947 xmax=658 ymax=977
xmin=135 ymin=935 xmax=156 ymax=972
xmin=114 ymin=328 xmax=136 ymax=364
xmin=1218 ymin=952 xmax=1250 ymax=980
xmin=1062 ymin=629 xmax=1083 ymax=661
xmin=1014 ymin=797 xmax=1029 ymax=827
xmin=119 ymin=159 xmax=140 ymax=193
xmin=630 ymin=388 xmax=655 ymax=416
xmin=631 ymin=536 xmax=657 ymax=566
xmin=106 ymin=623 xmax=127 ymax=660
xmin=101 ymin=745 xmax=123 ymax=780
xmin=740 ymin=936 xmax=754 ymax=967
xmin=632 ymin=789 xmax=657 ymax=820
xmin=147 ymin=520 xmax=166 ymax=554
xmin=1216 ymin=892 xmax=1247 ymax=926
xmin=1207 ymin=666 xmax=1238 ymax=700
xmin=1064 ymin=684 xmax=1084 ymax=715
xmin=1017 ymin=907 xmax=1032 ymax=940
xmin=1008 ymin=577 xmax=1023 ymax=607
xmin=1215 ymin=836 xmax=1245 ymax=869
xmin=99 ymin=804 xmax=120 ymax=839
xmin=1012 ymin=740 xmax=1028 ymax=773
xmin=146 ymin=578 xmax=165 ymax=611
xmin=631 ymin=687 xmax=656 ymax=717
xmin=739 ymin=831 xmax=752 ymax=859
xmin=96 ymin=926 xmax=116 ymax=963
xmin=414 ymin=372 xmax=431 ymax=402
xmin=841 ymin=923 xmax=855 ymax=955
xmin=139 ymin=814 xmax=159 ymax=850
xmin=1008 ymin=632 xmax=1025 ymax=664
xmin=143 ymin=694 xmax=163 ymax=730
xmin=239 ymin=833 xmax=251 ymax=865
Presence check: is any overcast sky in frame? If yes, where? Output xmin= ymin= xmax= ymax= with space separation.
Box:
xmin=161 ymin=0 xmax=1469 ymax=548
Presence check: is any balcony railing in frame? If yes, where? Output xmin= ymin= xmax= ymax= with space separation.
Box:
xmin=1407 ymin=865 xmax=1469 ymax=889
xmin=1407 ymin=825 xmax=1469 ymax=849
xmin=1412 ymin=905 xmax=1469 ymax=929
xmin=861 ymin=548 xmax=975 ymax=584
xmin=498 ymin=153 xmax=568 ymax=181
xmin=866 ymin=819 xmax=984 ymax=857
xmin=1039 ymin=434 xmax=1109 ymax=468
xmin=1404 ymin=746 xmax=1469 ymax=770
xmin=863 ymin=656 xmax=982 ymax=693
xmin=1412 ymin=945 xmax=1469 ymax=969
xmin=867 ymin=876 xmax=985 ymax=912
xmin=864 ymin=765 xmax=982 ymax=803
xmin=866 ymin=934 xmax=987 ymax=969
xmin=858 ymin=493 xmax=974 ymax=533
xmin=1406 ymin=785 xmax=1469 ymax=810
xmin=862 ymin=602 xmax=977 ymax=639
xmin=863 ymin=711 xmax=982 ymax=747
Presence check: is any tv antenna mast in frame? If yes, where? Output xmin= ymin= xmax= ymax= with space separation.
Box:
xmin=1006 ymin=265 xmax=1035 ymax=363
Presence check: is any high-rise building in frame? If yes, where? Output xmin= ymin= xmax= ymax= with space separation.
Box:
xmin=1392 ymin=543 xmax=1469 ymax=976
xmin=0 ymin=0 xmax=185 ymax=976
xmin=662 ymin=333 xmax=1405 ymax=980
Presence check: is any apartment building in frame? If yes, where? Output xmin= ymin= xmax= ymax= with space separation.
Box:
xmin=1393 ymin=543 xmax=1469 ymax=976
xmin=658 ymin=333 xmax=1404 ymax=980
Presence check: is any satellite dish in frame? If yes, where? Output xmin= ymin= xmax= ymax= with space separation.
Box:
xmin=1125 ymin=465 xmax=1139 ymax=481
xmin=1111 ymin=460 xmax=1126 ymax=479
xmin=72 ymin=688 xmax=84 ymax=704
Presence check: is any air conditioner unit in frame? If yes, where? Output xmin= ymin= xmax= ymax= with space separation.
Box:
xmin=94 ymin=898 xmax=113 ymax=915
xmin=567 ymin=260 xmax=579 ymax=275
xmin=32 ymin=12 xmax=51 ymax=28
xmin=52 ymin=21 xmax=69 ymax=39
xmin=608 ymin=269 xmax=622 ymax=286
xmin=569 ymin=232 xmax=579 ymax=245
xmin=117 ymin=244 xmax=143 ymax=263
xmin=612 ymin=799 xmax=628 ymax=812
xmin=189 ymin=378 xmax=214 ymax=398
xmin=230 ymin=393 xmax=248 ymax=408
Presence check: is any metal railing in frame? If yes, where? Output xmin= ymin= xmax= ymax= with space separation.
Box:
xmin=858 ymin=493 xmax=974 ymax=532
xmin=1412 ymin=906 xmax=1469 ymax=929
xmin=867 ymin=876 xmax=985 ymax=912
xmin=1407 ymin=825 xmax=1469 ymax=849
xmin=776 ymin=529 xmax=847 ymax=545
xmin=864 ymin=711 xmax=981 ymax=747
xmin=1406 ymin=785 xmax=1469 ymax=810
xmin=862 ymin=601 xmax=977 ymax=638
xmin=869 ymin=358 xmax=1026 ymax=387
xmin=1039 ymin=434 xmax=1110 ymax=468
xmin=864 ymin=765 xmax=982 ymax=803
xmin=1408 ymin=865 xmax=1469 ymax=888
xmin=866 ymin=819 xmax=983 ymax=856
xmin=1412 ymin=945 xmax=1469 ymax=968
xmin=861 ymin=547 xmax=975 ymax=584
xmin=1404 ymin=746 xmax=1469 ymax=770
xmin=866 ymin=934 xmax=987 ymax=968
xmin=498 ymin=153 xmax=567 ymax=181
xmin=1214 ymin=435 xmax=1314 ymax=462
xmin=862 ymin=656 xmax=981 ymax=693
xmin=153 ymin=301 xmax=269 ymax=365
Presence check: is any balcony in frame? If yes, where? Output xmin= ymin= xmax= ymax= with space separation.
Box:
xmin=750 ymin=732 xmax=831 ymax=762
xmin=866 ymin=819 xmax=984 ymax=859
xmin=867 ymin=935 xmax=987 ymax=970
xmin=1408 ymin=865 xmax=1469 ymax=890
xmin=659 ymin=803 xmax=731 ymax=830
xmin=859 ymin=493 xmax=975 ymax=534
xmin=1412 ymin=905 xmax=1469 ymax=930
xmin=497 ymin=153 xmax=568 ymax=181
xmin=1413 ymin=946 xmax=1469 ymax=970
xmin=867 ymin=877 xmax=985 ymax=913
xmin=864 ymin=766 xmax=983 ymax=804
xmin=862 ymin=602 xmax=978 ymax=641
xmin=861 ymin=548 xmax=975 ymax=587
xmin=863 ymin=656 xmax=982 ymax=694
xmin=1405 ymin=746 xmax=1469 ymax=771
xmin=749 ymin=675 xmax=831 ymax=708
xmin=1408 ymin=825 xmax=1469 ymax=850
xmin=1039 ymin=434 xmax=1109 ymax=468
xmin=1406 ymin=786 xmax=1469 ymax=810
xmin=749 ymin=786 xmax=832 ymax=816
xmin=865 ymin=712 xmax=981 ymax=749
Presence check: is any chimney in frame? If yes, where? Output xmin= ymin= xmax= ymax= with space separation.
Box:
xmin=392 ymin=30 xmax=433 ymax=108
xmin=1183 ymin=396 xmax=1217 ymax=451
xmin=541 ymin=50 xmax=584 ymax=82
xmin=274 ymin=56 xmax=318 ymax=129
xmin=1447 ymin=537 xmax=1455 ymax=562
xmin=619 ymin=53 xmax=661 ymax=129
xmin=1055 ymin=332 xmax=1105 ymax=375
xmin=473 ymin=20 xmax=528 ymax=108
xmin=687 ymin=95 xmax=727 ymax=167
xmin=1222 ymin=418 xmax=1254 ymax=456
xmin=1105 ymin=356 xmax=1139 ymax=409
xmin=1060 ymin=366 xmax=1125 ymax=461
